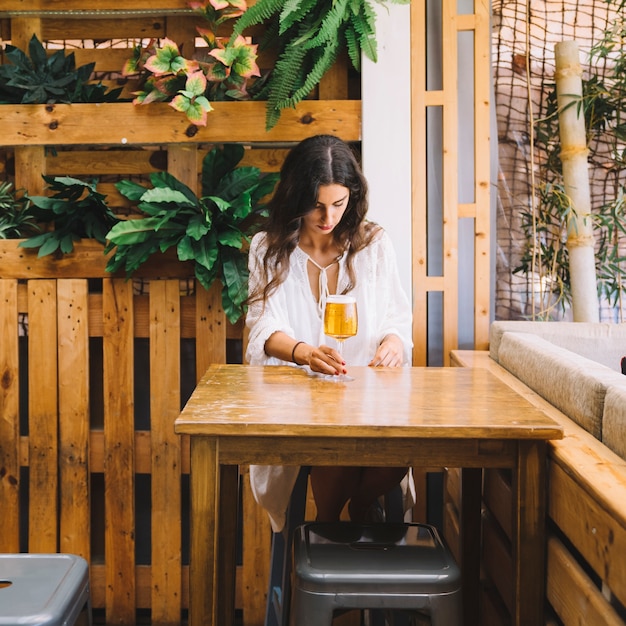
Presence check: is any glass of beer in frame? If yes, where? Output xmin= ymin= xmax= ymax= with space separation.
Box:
xmin=323 ymin=294 xmax=358 ymax=381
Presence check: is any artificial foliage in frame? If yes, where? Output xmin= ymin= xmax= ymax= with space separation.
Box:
xmin=0 ymin=34 xmax=122 ymax=104
xmin=105 ymin=145 xmax=279 ymax=322
xmin=20 ymin=177 xmax=119 ymax=256
xmin=0 ymin=182 xmax=39 ymax=239
xmin=230 ymin=0 xmax=409 ymax=129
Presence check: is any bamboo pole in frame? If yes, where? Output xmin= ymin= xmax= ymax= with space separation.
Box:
xmin=554 ymin=40 xmax=599 ymax=322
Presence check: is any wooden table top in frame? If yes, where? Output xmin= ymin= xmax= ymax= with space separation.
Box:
xmin=174 ymin=365 xmax=563 ymax=441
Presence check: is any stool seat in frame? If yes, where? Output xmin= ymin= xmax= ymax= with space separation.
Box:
xmin=0 ymin=554 xmax=92 ymax=626
xmin=290 ymin=523 xmax=462 ymax=626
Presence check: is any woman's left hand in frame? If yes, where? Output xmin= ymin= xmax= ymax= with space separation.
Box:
xmin=368 ymin=334 xmax=405 ymax=367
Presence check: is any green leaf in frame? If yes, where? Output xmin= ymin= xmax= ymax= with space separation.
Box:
xmin=218 ymin=225 xmax=244 ymax=248
xmin=116 ymin=179 xmax=150 ymax=202
xmin=141 ymin=187 xmax=196 ymax=206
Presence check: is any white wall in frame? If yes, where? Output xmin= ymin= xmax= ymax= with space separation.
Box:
xmin=361 ymin=2 xmax=413 ymax=300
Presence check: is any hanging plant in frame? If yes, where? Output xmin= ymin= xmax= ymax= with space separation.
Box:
xmin=230 ymin=0 xmax=409 ymax=130
xmin=105 ymin=144 xmax=279 ymax=322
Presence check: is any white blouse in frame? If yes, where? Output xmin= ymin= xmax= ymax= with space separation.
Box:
xmin=245 ymin=228 xmax=414 ymax=531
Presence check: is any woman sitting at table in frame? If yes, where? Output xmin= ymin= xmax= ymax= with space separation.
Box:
xmin=245 ymin=134 xmax=414 ymax=532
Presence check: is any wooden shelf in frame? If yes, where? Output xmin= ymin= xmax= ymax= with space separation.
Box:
xmin=0 ymin=100 xmax=362 ymax=147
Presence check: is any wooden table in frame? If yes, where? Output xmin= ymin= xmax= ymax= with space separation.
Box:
xmin=174 ymin=364 xmax=563 ymax=626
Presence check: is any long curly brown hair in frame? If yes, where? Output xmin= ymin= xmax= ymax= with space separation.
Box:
xmin=248 ymin=134 xmax=380 ymax=306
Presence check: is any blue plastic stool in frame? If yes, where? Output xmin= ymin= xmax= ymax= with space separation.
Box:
xmin=0 ymin=554 xmax=92 ymax=626
xmin=290 ymin=522 xmax=463 ymax=626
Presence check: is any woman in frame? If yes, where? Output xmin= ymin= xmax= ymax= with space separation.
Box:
xmin=246 ymin=134 xmax=414 ymax=532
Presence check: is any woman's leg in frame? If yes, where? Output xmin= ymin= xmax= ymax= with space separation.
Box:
xmin=310 ymin=466 xmax=361 ymax=521
xmin=348 ymin=467 xmax=409 ymax=522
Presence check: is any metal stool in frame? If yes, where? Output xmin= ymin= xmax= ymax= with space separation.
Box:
xmin=264 ymin=469 xmax=407 ymax=626
xmin=290 ymin=522 xmax=463 ymax=626
xmin=0 ymin=554 xmax=92 ymax=626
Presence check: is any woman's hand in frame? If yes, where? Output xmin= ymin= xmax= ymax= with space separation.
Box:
xmin=369 ymin=334 xmax=405 ymax=367
xmin=295 ymin=342 xmax=347 ymax=376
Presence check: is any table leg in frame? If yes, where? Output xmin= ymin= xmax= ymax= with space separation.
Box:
xmin=218 ymin=465 xmax=239 ymax=626
xmin=512 ymin=440 xmax=547 ymax=626
xmin=189 ymin=437 xmax=219 ymax=626
xmin=460 ymin=467 xmax=482 ymax=626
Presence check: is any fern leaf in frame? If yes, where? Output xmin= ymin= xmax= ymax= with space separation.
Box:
xmin=231 ymin=0 xmax=285 ymax=39
xmin=302 ymin=0 xmax=350 ymax=49
xmin=277 ymin=40 xmax=340 ymax=109
xmin=344 ymin=27 xmax=361 ymax=71
xmin=278 ymin=0 xmax=318 ymax=34
xmin=348 ymin=7 xmax=377 ymax=63
xmin=264 ymin=41 xmax=309 ymax=129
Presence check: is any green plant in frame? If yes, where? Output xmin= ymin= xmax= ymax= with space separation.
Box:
xmin=105 ymin=144 xmax=279 ymax=322
xmin=20 ymin=176 xmax=120 ymax=255
xmin=124 ymin=0 xmax=262 ymax=126
xmin=0 ymin=182 xmax=40 ymax=239
xmin=0 ymin=34 xmax=122 ymax=104
xmin=515 ymin=23 xmax=626 ymax=319
xmin=230 ymin=0 xmax=409 ymax=130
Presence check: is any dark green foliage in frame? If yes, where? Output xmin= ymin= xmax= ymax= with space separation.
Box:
xmin=0 ymin=182 xmax=40 ymax=239
xmin=0 ymin=34 xmax=122 ymax=104
xmin=19 ymin=177 xmax=120 ymax=256
xmin=105 ymin=145 xmax=279 ymax=322
xmin=231 ymin=0 xmax=409 ymax=129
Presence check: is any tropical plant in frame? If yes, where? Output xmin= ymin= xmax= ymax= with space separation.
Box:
xmin=0 ymin=34 xmax=122 ymax=104
xmin=123 ymin=0 xmax=262 ymax=126
xmin=230 ymin=0 xmax=409 ymax=130
xmin=0 ymin=182 xmax=40 ymax=239
xmin=19 ymin=176 xmax=120 ymax=256
xmin=105 ymin=144 xmax=279 ymax=322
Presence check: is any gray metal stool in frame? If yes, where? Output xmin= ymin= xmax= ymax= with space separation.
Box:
xmin=0 ymin=554 xmax=92 ymax=626
xmin=290 ymin=522 xmax=462 ymax=626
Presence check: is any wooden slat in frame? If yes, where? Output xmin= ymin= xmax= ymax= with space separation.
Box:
xmin=472 ymin=0 xmax=492 ymax=350
xmin=241 ymin=465 xmax=271 ymax=626
xmin=483 ymin=510 xmax=514 ymax=615
xmin=0 ymin=101 xmax=362 ymax=147
xmin=441 ymin=0 xmax=459 ymax=366
xmin=547 ymin=535 xmax=624 ymax=626
xmin=195 ymin=283 xmax=226 ymax=378
xmin=0 ymin=279 xmax=20 ymax=552
xmin=410 ymin=0 xmax=428 ymax=365
xmin=58 ymin=279 xmax=91 ymax=559
xmin=549 ymin=460 xmax=626 ymax=609
xmin=149 ymin=280 xmax=183 ymax=622
xmin=14 ymin=146 xmax=46 ymax=196
xmin=2 ymin=1 xmax=190 ymax=10
xmin=103 ymin=278 xmax=136 ymax=622
xmin=483 ymin=468 xmax=512 ymax=539
xmin=27 ymin=279 xmax=59 ymax=552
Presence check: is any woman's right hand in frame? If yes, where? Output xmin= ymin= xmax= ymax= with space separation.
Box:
xmin=296 ymin=343 xmax=347 ymax=376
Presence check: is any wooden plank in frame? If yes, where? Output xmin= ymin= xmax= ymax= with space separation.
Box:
xmin=483 ymin=467 xmax=512 ymax=539
xmin=0 ymin=240 xmax=194 ymax=280
xmin=241 ymin=465 xmax=271 ymax=626
xmin=547 ymin=535 xmax=624 ymax=626
xmin=0 ymin=101 xmax=362 ymax=147
xmin=2 ymin=1 xmax=191 ymax=10
xmin=0 ymin=279 xmax=20 ymax=552
xmin=441 ymin=0 xmax=459 ymax=365
xmin=195 ymin=282 xmax=226 ymax=379
xmin=149 ymin=280 xmax=183 ymax=622
xmin=58 ymin=279 xmax=91 ymax=559
xmin=482 ymin=510 xmax=514 ymax=616
xmin=27 ymin=279 xmax=58 ymax=552
xmin=14 ymin=146 xmax=46 ymax=196
xmin=549 ymin=460 xmax=626 ymax=609
xmin=472 ymin=0 xmax=492 ymax=350
xmin=103 ymin=277 xmax=136 ymax=622
xmin=409 ymin=0 xmax=428 ymax=366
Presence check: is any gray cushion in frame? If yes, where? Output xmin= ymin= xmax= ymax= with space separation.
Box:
xmin=602 ymin=384 xmax=626 ymax=460
xmin=498 ymin=332 xmax=625 ymax=438
xmin=490 ymin=321 xmax=626 ymax=371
